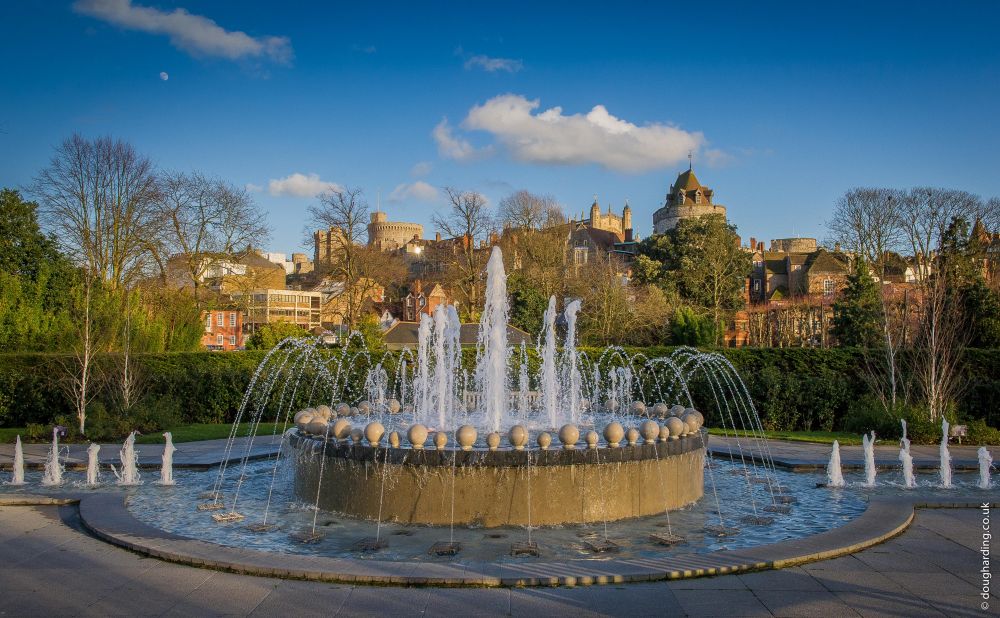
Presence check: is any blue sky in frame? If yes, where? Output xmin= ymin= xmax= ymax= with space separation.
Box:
xmin=2 ymin=1 xmax=999 ymax=255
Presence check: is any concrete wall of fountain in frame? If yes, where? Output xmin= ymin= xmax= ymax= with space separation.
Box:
xmin=286 ymin=428 xmax=707 ymax=527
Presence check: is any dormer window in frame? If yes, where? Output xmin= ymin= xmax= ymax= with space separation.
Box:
xmin=695 ymin=190 xmax=702 ymax=205
xmin=677 ymin=191 xmax=685 ymax=204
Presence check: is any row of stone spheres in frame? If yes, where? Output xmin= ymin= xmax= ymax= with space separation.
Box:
xmin=293 ymin=406 xmax=705 ymax=451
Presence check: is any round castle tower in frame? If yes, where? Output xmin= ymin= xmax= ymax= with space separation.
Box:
xmin=367 ymin=212 xmax=423 ymax=251
xmin=652 ymin=167 xmax=727 ymax=234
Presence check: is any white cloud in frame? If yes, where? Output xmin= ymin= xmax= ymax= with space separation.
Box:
xmin=451 ymin=94 xmax=703 ymax=173
xmin=464 ymin=54 xmax=523 ymax=73
xmin=433 ymin=118 xmax=492 ymax=161
xmin=388 ymin=181 xmax=438 ymax=203
xmin=702 ymin=148 xmax=735 ymax=168
xmin=159 ymin=71 xmax=168 ymax=80
xmin=410 ymin=161 xmax=433 ymax=177
xmin=267 ymin=173 xmax=341 ymax=198
xmin=73 ymin=0 xmax=293 ymax=64
xmin=245 ymin=182 xmax=263 ymax=192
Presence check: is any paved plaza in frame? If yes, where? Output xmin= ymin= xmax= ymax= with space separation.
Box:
xmin=0 ymin=502 xmax=991 ymax=617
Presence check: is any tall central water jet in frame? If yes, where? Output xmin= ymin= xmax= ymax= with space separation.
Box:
xmin=539 ymin=296 xmax=559 ymax=428
xmin=563 ymin=299 xmax=582 ymax=424
xmin=476 ymin=247 xmax=509 ymax=433
xmin=8 ymin=435 xmax=25 ymax=486
xmin=861 ymin=431 xmax=876 ymax=487
xmin=979 ymin=447 xmax=994 ymax=490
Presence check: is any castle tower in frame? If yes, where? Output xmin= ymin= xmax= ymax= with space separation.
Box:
xmin=651 ymin=166 xmax=727 ymax=234
xmin=590 ymin=198 xmax=600 ymax=223
xmin=623 ymin=202 xmax=632 ymax=232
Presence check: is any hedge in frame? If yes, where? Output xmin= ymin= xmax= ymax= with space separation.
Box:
xmin=1 ymin=347 xmax=997 ymax=437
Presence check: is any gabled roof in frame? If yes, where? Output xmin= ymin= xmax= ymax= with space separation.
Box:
xmin=805 ymin=250 xmax=850 ymax=274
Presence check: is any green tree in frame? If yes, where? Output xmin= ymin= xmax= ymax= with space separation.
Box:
xmin=670 ymin=306 xmax=717 ymax=346
xmin=245 ymin=322 xmax=311 ymax=350
xmin=832 ymin=259 xmax=882 ymax=346
xmin=636 ymin=214 xmax=750 ymax=343
xmin=507 ymin=272 xmax=549 ymax=335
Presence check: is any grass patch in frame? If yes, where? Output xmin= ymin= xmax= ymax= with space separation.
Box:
xmin=707 ymin=428 xmax=863 ymax=446
xmin=0 ymin=423 xmax=285 ymax=444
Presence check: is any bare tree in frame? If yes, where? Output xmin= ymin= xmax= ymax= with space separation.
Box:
xmin=114 ymin=291 xmax=144 ymax=413
xmin=59 ymin=273 xmax=100 ymax=435
xmin=898 ymin=188 xmax=981 ymax=421
xmin=33 ymin=134 xmax=160 ymax=290
xmin=308 ymin=188 xmax=404 ymax=329
xmin=827 ymin=187 xmax=905 ymax=408
xmin=498 ymin=190 xmax=563 ymax=229
xmin=433 ymin=187 xmax=494 ymax=320
xmin=157 ymin=172 xmax=269 ymax=306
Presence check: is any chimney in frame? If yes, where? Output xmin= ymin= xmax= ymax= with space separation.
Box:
xmin=625 ymin=229 xmax=633 ymax=242
xmin=750 ymin=237 xmax=756 ymax=251
xmin=435 ymin=232 xmax=441 ymax=242
xmin=757 ymin=241 xmax=764 ymax=251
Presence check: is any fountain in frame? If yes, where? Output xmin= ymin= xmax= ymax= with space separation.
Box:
xmin=209 ymin=246 xmax=781 ymax=540
xmin=112 ymin=431 xmax=142 ymax=486
xmin=940 ymin=418 xmax=953 ymax=489
xmin=158 ymin=432 xmax=176 ymax=485
xmin=7 ymin=435 xmax=24 ymax=485
xmin=86 ymin=443 xmax=101 ymax=486
xmin=899 ymin=419 xmax=916 ymax=488
xmin=41 ymin=426 xmax=65 ymax=486
xmin=979 ymin=447 xmax=994 ymax=490
xmin=826 ymin=440 xmax=845 ymax=488
xmin=862 ymin=431 xmax=876 ymax=488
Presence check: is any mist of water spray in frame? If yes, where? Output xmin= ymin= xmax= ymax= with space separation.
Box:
xmin=86 ymin=443 xmax=101 ymax=486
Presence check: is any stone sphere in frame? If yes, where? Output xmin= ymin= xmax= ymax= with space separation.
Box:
xmin=603 ymin=421 xmax=625 ymax=447
xmin=670 ymin=404 xmax=686 ymax=417
xmin=604 ymin=398 xmax=619 ymax=413
xmin=357 ymin=401 xmax=371 ymax=415
xmin=631 ymin=401 xmax=647 ymax=416
xmin=388 ymin=399 xmax=401 ymax=414
xmin=306 ymin=420 xmax=328 ymax=436
xmin=559 ymin=424 xmax=580 ymax=449
xmin=659 ymin=424 xmax=670 ymax=442
xmin=681 ymin=421 xmax=692 ymax=436
xmin=585 ymin=430 xmax=599 ymax=449
xmin=486 ymin=432 xmax=501 ymax=451
xmin=349 ymin=428 xmax=363 ymax=444
xmin=508 ymin=425 xmax=528 ymax=450
xmin=689 ymin=409 xmax=705 ymax=427
xmin=364 ymin=421 xmax=385 ymax=446
xmin=652 ymin=402 xmax=669 ymax=418
xmin=332 ymin=418 xmax=352 ymax=440
xmin=294 ymin=409 xmax=312 ymax=424
xmin=388 ymin=431 xmax=401 ymax=448
xmin=333 ymin=402 xmax=349 ymax=417
xmin=682 ymin=412 xmax=701 ymax=433
xmin=456 ymin=425 xmax=477 ymax=451
xmin=314 ymin=405 xmax=333 ymax=421
xmin=295 ymin=412 xmax=314 ymax=431
xmin=349 ymin=406 xmax=360 ymax=417
xmin=640 ymin=420 xmax=660 ymax=444
xmin=433 ymin=431 xmax=448 ymax=450
xmin=408 ymin=424 xmax=428 ymax=449
xmin=537 ymin=432 xmax=552 ymax=449
xmin=665 ymin=416 xmax=684 ymax=440
xmin=626 ymin=427 xmax=640 ymax=446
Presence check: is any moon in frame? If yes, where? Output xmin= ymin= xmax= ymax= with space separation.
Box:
xmin=159 ymin=71 xmax=169 ymax=81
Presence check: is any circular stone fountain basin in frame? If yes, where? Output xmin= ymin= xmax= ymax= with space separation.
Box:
xmin=287 ymin=429 xmax=707 ymax=527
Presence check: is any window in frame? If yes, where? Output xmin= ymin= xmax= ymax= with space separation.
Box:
xmin=205 ymin=315 xmax=212 ymax=331
xmin=217 ymin=313 xmax=224 ymax=326
xmin=216 ymin=334 xmax=224 ymax=345
xmin=229 ymin=312 xmax=237 ymax=327
xmin=823 ymin=279 xmax=835 ymax=296
xmin=229 ymin=335 xmax=236 ymax=346
xmin=695 ymin=190 xmax=702 ymax=204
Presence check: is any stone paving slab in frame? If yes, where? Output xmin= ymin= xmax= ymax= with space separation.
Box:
xmin=1 ymin=503 xmax=995 ymax=616
xmin=5 ymin=490 xmax=990 ymax=589
xmin=709 ymin=435 xmax=992 ymax=471
xmin=0 ymin=434 xmax=283 ymax=471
